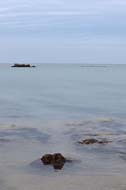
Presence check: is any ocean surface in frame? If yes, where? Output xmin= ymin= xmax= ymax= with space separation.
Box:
xmin=0 ymin=63 xmax=126 ymax=190
xmin=0 ymin=63 xmax=126 ymax=121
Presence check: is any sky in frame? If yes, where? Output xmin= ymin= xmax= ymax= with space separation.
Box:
xmin=0 ymin=0 xmax=126 ymax=64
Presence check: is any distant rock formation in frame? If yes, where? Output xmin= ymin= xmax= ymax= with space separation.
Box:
xmin=11 ymin=64 xmax=36 ymax=68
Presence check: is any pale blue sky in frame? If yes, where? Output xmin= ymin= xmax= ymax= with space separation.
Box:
xmin=0 ymin=0 xmax=126 ymax=63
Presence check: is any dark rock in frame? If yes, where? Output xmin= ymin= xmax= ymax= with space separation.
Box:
xmin=78 ymin=138 xmax=111 ymax=145
xmin=52 ymin=153 xmax=66 ymax=170
xmin=53 ymin=161 xmax=64 ymax=170
xmin=41 ymin=154 xmax=53 ymax=165
xmin=78 ymin=138 xmax=98 ymax=145
xmin=98 ymin=140 xmax=111 ymax=144
xmin=41 ymin=153 xmax=66 ymax=170
xmin=11 ymin=64 xmax=36 ymax=68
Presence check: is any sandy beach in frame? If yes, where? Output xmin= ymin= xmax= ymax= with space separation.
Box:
xmin=2 ymin=173 xmax=126 ymax=190
xmin=1 ymin=118 xmax=126 ymax=190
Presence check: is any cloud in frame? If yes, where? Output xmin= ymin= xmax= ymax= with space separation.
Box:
xmin=0 ymin=0 xmax=125 ymax=29
xmin=0 ymin=0 xmax=126 ymax=18
xmin=0 ymin=0 xmax=126 ymax=63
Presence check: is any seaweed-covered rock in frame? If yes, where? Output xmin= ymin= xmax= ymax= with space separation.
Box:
xmin=52 ymin=153 xmax=66 ymax=170
xmin=78 ymin=138 xmax=98 ymax=145
xmin=41 ymin=154 xmax=53 ymax=165
xmin=41 ymin=153 xmax=66 ymax=170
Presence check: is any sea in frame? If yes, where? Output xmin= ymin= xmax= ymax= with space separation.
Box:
xmin=0 ymin=63 xmax=126 ymax=190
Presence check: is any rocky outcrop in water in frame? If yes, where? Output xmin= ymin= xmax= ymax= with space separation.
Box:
xmin=78 ymin=138 xmax=111 ymax=145
xmin=41 ymin=153 xmax=66 ymax=170
xmin=11 ymin=64 xmax=36 ymax=68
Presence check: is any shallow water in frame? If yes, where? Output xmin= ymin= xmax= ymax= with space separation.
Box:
xmin=0 ymin=64 xmax=126 ymax=189
xmin=0 ymin=64 xmax=126 ymax=122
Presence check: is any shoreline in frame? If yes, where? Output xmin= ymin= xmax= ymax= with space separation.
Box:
xmin=0 ymin=117 xmax=126 ymax=189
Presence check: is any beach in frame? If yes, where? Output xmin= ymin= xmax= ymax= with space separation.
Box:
xmin=0 ymin=64 xmax=126 ymax=189
xmin=2 ymin=173 xmax=126 ymax=190
xmin=1 ymin=118 xmax=126 ymax=190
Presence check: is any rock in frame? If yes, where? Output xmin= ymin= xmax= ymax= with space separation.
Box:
xmin=78 ymin=138 xmax=110 ymax=145
xmin=52 ymin=161 xmax=64 ymax=170
xmin=97 ymin=140 xmax=111 ymax=144
xmin=41 ymin=153 xmax=66 ymax=170
xmin=41 ymin=154 xmax=53 ymax=165
xmin=78 ymin=138 xmax=98 ymax=145
xmin=11 ymin=64 xmax=36 ymax=68
xmin=52 ymin=153 xmax=66 ymax=170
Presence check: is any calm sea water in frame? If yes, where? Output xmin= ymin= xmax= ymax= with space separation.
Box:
xmin=0 ymin=64 xmax=126 ymax=190
xmin=0 ymin=63 xmax=126 ymax=122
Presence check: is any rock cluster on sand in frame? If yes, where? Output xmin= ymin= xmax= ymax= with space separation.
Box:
xmin=40 ymin=140 xmax=111 ymax=171
xmin=41 ymin=153 xmax=66 ymax=170
xmin=78 ymin=138 xmax=110 ymax=145
xmin=11 ymin=64 xmax=36 ymax=68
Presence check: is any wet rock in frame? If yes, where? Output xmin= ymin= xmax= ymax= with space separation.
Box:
xmin=98 ymin=140 xmax=111 ymax=144
xmin=52 ymin=153 xmax=66 ymax=170
xmin=78 ymin=138 xmax=98 ymax=144
xmin=41 ymin=154 xmax=53 ymax=165
xmin=78 ymin=138 xmax=110 ymax=145
xmin=41 ymin=153 xmax=66 ymax=170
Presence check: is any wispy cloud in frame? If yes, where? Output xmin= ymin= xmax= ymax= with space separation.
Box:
xmin=0 ymin=0 xmax=125 ymax=31
xmin=0 ymin=0 xmax=126 ymax=63
xmin=0 ymin=0 xmax=126 ymax=18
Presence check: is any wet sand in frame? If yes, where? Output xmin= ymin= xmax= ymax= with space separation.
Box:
xmin=1 ymin=172 xmax=126 ymax=190
xmin=0 ymin=118 xmax=126 ymax=190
